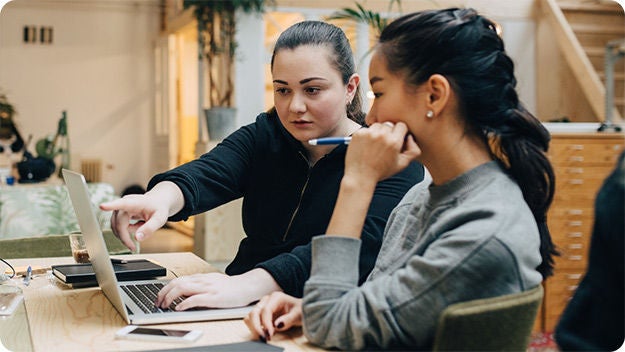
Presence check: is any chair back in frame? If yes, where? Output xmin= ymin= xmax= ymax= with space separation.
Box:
xmin=0 ymin=230 xmax=130 ymax=259
xmin=433 ymin=285 xmax=543 ymax=351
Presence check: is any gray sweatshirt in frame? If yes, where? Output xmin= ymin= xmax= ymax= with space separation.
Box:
xmin=302 ymin=162 xmax=543 ymax=350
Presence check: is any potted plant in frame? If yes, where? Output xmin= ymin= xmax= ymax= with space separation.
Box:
xmin=326 ymin=0 xmax=404 ymax=77
xmin=328 ymin=0 xmax=403 ymax=35
xmin=0 ymin=92 xmax=17 ymax=142
xmin=0 ymin=92 xmax=24 ymax=155
xmin=184 ymin=0 xmax=274 ymax=141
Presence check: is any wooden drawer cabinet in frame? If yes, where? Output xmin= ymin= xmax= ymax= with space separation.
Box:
xmin=547 ymin=208 xmax=592 ymax=270
xmin=541 ymin=132 xmax=624 ymax=332
xmin=554 ymin=167 xmax=619 ymax=201
xmin=544 ymin=269 xmax=585 ymax=329
xmin=550 ymin=138 xmax=623 ymax=166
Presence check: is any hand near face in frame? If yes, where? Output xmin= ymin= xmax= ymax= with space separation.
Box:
xmin=244 ymin=292 xmax=303 ymax=341
xmin=346 ymin=121 xmax=421 ymax=183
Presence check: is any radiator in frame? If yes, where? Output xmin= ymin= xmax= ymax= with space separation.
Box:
xmin=81 ymin=159 xmax=102 ymax=183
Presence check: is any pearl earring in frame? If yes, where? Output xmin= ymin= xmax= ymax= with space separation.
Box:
xmin=426 ymin=110 xmax=434 ymax=118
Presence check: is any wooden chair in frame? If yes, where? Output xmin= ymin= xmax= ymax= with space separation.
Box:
xmin=433 ymin=285 xmax=543 ymax=351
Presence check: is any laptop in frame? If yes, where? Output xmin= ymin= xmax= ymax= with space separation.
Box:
xmin=62 ymin=169 xmax=252 ymax=325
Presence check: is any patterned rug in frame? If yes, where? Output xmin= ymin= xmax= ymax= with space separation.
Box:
xmin=528 ymin=332 xmax=559 ymax=352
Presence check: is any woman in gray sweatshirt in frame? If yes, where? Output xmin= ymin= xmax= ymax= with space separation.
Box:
xmin=245 ymin=8 xmax=557 ymax=350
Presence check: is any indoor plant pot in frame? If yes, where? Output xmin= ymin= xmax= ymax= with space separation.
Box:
xmin=185 ymin=0 xmax=274 ymax=141
xmin=204 ymin=107 xmax=237 ymax=141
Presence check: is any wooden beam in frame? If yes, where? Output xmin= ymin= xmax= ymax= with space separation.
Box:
xmin=536 ymin=9 xmax=564 ymax=120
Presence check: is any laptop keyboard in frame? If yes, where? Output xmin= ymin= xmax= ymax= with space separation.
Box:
xmin=121 ymin=282 xmax=185 ymax=314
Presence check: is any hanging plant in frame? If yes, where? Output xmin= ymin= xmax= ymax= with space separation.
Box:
xmin=184 ymin=0 xmax=275 ymax=108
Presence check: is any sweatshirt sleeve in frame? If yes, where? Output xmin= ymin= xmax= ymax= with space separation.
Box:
xmin=301 ymin=212 xmax=537 ymax=350
xmin=255 ymin=162 xmax=424 ymax=297
xmin=147 ymin=123 xmax=257 ymax=221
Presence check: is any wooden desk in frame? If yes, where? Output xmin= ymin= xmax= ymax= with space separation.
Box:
xmin=0 ymin=252 xmax=321 ymax=351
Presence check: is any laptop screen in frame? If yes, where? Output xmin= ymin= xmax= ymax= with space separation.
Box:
xmin=62 ymin=168 xmax=130 ymax=323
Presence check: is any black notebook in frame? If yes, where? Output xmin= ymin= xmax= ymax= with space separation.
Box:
xmin=52 ymin=259 xmax=167 ymax=287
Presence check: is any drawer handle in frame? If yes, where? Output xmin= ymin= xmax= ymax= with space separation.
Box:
xmin=568 ymin=156 xmax=584 ymax=162
xmin=567 ymin=209 xmax=583 ymax=215
xmin=566 ymin=273 xmax=582 ymax=280
xmin=568 ymin=221 xmax=583 ymax=227
xmin=568 ymin=179 xmax=584 ymax=185
xmin=568 ymin=255 xmax=583 ymax=261
xmin=566 ymin=168 xmax=584 ymax=174
xmin=568 ymin=243 xmax=583 ymax=249
xmin=567 ymin=232 xmax=583 ymax=238
xmin=569 ymin=145 xmax=584 ymax=150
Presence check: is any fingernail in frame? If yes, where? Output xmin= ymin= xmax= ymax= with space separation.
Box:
xmin=135 ymin=232 xmax=144 ymax=240
xmin=276 ymin=322 xmax=284 ymax=329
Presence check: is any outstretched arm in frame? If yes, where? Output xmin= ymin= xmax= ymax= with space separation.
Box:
xmin=100 ymin=181 xmax=184 ymax=251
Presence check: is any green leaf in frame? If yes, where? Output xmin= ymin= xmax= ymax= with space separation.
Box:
xmin=327 ymin=1 xmax=393 ymax=35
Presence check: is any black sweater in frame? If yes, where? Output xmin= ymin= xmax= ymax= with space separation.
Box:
xmin=148 ymin=112 xmax=423 ymax=297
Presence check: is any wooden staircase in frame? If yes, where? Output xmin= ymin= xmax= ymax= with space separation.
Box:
xmin=560 ymin=0 xmax=624 ymax=123
xmin=538 ymin=0 xmax=624 ymax=123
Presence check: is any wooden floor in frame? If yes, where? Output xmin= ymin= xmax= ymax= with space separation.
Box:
xmin=140 ymin=227 xmax=194 ymax=254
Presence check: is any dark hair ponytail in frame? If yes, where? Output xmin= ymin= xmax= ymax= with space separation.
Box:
xmin=497 ymin=107 xmax=557 ymax=278
xmin=271 ymin=20 xmax=365 ymax=124
xmin=379 ymin=8 xmax=557 ymax=278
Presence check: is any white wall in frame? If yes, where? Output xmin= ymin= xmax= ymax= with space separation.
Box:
xmin=0 ymin=1 xmax=538 ymax=195
xmin=251 ymin=7 xmax=537 ymax=116
xmin=234 ymin=11 xmax=266 ymax=127
xmin=501 ymin=19 xmax=536 ymax=114
xmin=0 ymin=0 xmax=161 ymax=193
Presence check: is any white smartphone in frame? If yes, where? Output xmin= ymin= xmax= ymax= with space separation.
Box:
xmin=115 ymin=325 xmax=202 ymax=343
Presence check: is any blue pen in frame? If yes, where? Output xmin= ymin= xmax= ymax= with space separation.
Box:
xmin=308 ymin=136 xmax=352 ymax=145
xmin=23 ymin=266 xmax=31 ymax=286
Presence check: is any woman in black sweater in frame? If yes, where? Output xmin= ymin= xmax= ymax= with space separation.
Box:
xmin=101 ymin=21 xmax=422 ymax=310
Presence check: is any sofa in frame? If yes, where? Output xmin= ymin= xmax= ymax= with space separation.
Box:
xmin=0 ymin=182 xmax=130 ymax=258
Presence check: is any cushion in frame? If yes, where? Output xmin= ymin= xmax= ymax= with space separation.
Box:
xmin=0 ymin=182 xmax=117 ymax=239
